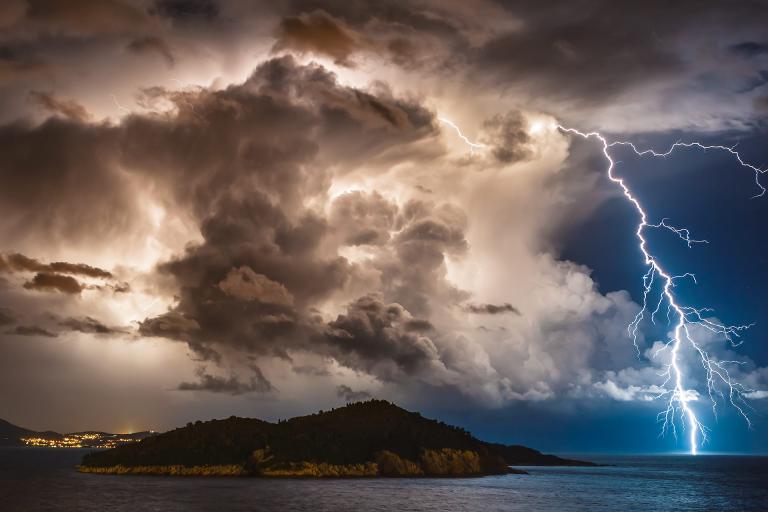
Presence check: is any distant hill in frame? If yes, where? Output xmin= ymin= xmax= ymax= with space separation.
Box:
xmin=0 ymin=418 xmax=152 ymax=448
xmin=0 ymin=418 xmax=61 ymax=446
xmin=79 ymin=400 xmax=594 ymax=477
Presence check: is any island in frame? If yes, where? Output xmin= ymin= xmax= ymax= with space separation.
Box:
xmin=76 ymin=400 xmax=594 ymax=477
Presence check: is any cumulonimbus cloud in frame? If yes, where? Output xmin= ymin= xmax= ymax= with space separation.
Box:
xmin=1 ymin=1 xmax=767 ymax=432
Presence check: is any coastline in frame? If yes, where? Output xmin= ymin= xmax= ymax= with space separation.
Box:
xmin=75 ymin=464 xmax=528 ymax=478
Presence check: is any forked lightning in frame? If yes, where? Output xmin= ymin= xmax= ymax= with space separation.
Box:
xmin=441 ymin=116 xmax=765 ymax=454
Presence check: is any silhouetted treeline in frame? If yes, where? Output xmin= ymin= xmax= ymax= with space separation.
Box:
xmin=80 ymin=400 xmax=593 ymax=476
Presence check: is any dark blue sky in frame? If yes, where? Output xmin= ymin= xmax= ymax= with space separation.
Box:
xmin=561 ymin=127 xmax=768 ymax=365
xmin=537 ymin=125 xmax=768 ymax=453
xmin=438 ymin=398 xmax=766 ymax=454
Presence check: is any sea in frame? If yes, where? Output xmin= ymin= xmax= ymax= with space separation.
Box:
xmin=1 ymin=448 xmax=766 ymax=511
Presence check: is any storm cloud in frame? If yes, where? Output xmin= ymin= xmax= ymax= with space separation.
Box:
xmin=336 ymin=384 xmax=371 ymax=402
xmin=0 ymin=0 xmax=766 ymax=453
xmin=465 ymin=303 xmax=520 ymax=315
xmin=178 ymin=365 xmax=273 ymax=395
xmin=1 ymin=253 xmax=112 ymax=279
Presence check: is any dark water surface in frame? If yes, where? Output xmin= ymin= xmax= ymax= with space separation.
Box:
xmin=1 ymin=448 xmax=766 ymax=511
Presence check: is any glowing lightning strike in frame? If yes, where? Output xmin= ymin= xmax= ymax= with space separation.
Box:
xmin=438 ymin=117 xmax=487 ymax=153
xmin=437 ymin=115 xmax=763 ymax=453
xmin=110 ymin=94 xmax=131 ymax=114
xmin=556 ymin=125 xmax=763 ymax=455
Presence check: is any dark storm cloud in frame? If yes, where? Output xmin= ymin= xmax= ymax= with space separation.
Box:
xmin=6 ymin=324 xmax=57 ymax=337
xmin=330 ymin=191 xmax=398 ymax=246
xmin=475 ymin=1 xmax=768 ymax=106
xmin=0 ymin=313 xmax=128 ymax=338
xmin=300 ymin=195 xmax=470 ymax=381
xmin=125 ymin=56 xmax=438 ymax=364
xmin=336 ymin=384 xmax=371 ymax=402
xmin=384 ymin=200 xmax=469 ymax=317
xmin=118 ymin=55 xmax=435 ymax=208
xmin=0 ymin=0 xmax=764 ymax=131
xmin=152 ymin=0 xmax=220 ymax=23
xmin=275 ymin=1 xmax=472 ymax=70
xmin=28 ymin=91 xmax=91 ymax=122
xmin=292 ymin=364 xmax=330 ymax=376
xmin=285 ymin=1 xmax=664 ymax=101
xmin=0 ymin=0 xmax=167 ymax=121
xmin=178 ymin=364 xmax=273 ymax=395
xmin=404 ymin=318 xmax=434 ymax=332
xmin=0 ymin=253 xmax=112 ymax=279
xmin=138 ymin=311 xmax=200 ymax=341
xmin=474 ymin=3 xmax=679 ymax=102
xmin=481 ymin=112 xmax=532 ymax=164
xmin=739 ymin=70 xmax=768 ymax=95
xmin=284 ymin=1 xmax=457 ymax=39
xmin=0 ymin=51 xmax=48 ymax=85
xmin=0 ymin=307 xmax=14 ymax=326
xmin=23 ymin=272 xmax=83 ymax=294
xmin=218 ymin=266 xmax=294 ymax=305
xmin=0 ymin=3 xmax=660 ymax=406
xmin=59 ymin=316 xmax=127 ymax=335
xmin=0 ymin=254 xmax=116 ymax=297
xmin=730 ymin=41 xmax=768 ymax=58
xmin=144 ymin=193 xmax=342 ymax=360
xmin=0 ymin=2 xmax=24 ymax=28
xmin=465 ymin=303 xmax=520 ymax=315
xmin=23 ymin=0 xmax=150 ymax=37
xmin=108 ymin=282 xmax=131 ymax=293
xmin=273 ymin=10 xmax=359 ymax=66
xmin=0 ymin=16 xmax=652 ymax=407
xmin=0 ymin=0 xmax=766 ymax=450
xmin=325 ymin=294 xmax=441 ymax=378
xmin=281 ymin=0 xmax=768 ymax=111
xmin=0 ymin=119 xmax=138 ymax=249
xmin=396 ymin=207 xmax=467 ymax=250
xmin=126 ymin=36 xmax=175 ymax=67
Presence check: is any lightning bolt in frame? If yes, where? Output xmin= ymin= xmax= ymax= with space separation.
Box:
xmin=438 ymin=117 xmax=487 ymax=153
xmin=110 ymin=94 xmax=131 ymax=114
xmin=557 ymin=126 xmax=764 ymax=455
xmin=438 ymin=116 xmax=764 ymax=454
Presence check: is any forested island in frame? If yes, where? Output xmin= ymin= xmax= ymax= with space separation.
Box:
xmin=77 ymin=400 xmax=593 ymax=477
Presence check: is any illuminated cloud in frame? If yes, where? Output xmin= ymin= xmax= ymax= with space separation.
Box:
xmin=0 ymin=1 xmax=766 ymax=453
xmin=336 ymin=384 xmax=371 ymax=402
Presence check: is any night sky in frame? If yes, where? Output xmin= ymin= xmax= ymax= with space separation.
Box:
xmin=1 ymin=0 xmax=767 ymax=454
